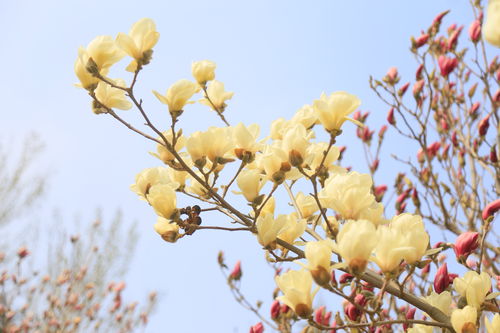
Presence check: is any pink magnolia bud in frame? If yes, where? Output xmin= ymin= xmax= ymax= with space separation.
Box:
xmin=413 ymin=80 xmax=425 ymax=98
xmin=434 ymin=263 xmax=449 ymax=294
xmin=249 ymin=322 xmax=264 ymax=333
xmin=361 ymin=281 xmax=374 ymax=292
xmin=415 ymin=64 xmax=424 ymax=80
xmin=490 ymin=145 xmax=498 ymax=163
xmin=387 ymin=108 xmax=396 ymax=125
xmin=370 ymin=159 xmax=379 ymax=173
xmin=432 ymin=10 xmax=450 ymax=28
xmin=378 ymin=125 xmax=388 ymax=139
xmin=427 ymin=141 xmax=441 ymax=159
xmin=454 ymin=232 xmax=479 ymax=261
xmin=451 ymin=131 xmax=458 ymax=147
xmin=385 ymin=67 xmax=399 ymax=84
xmin=468 ymin=102 xmax=480 ymax=117
xmin=448 ymin=273 xmax=458 ymax=282
xmin=114 ymin=281 xmax=126 ymax=292
xmin=354 ymin=294 xmax=367 ymax=306
xmin=469 ymin=19 xmax=481 ymax=43
xmin=315 ymin=306 xmax=331 ymax=325
xmin=17 ymin=247 xmax=29 ymax=259
xmin=280 ymin=304 xmax=290 ymax=314
xmin=339 ymin=273 xmax=354 ymax=284
xmin=417 ymin=149 xmax=425 ymax=163
xmin=398 ymin=82 xmax=410 ymax=97
xmin=374 ymin=185 xmax=388 ymax=202
xmin=352 ymin=110 xmax=362 ymax=121
xmin=447 ymin=23 xmax=457 ymax=35
xmin=270 ymin=300 xmax=280 ymax=319
xmin=403 ymin=308 xmax=416 ymax=330
xmin=438 ymin=56 xmax=458 ymax=77
xmin=478 ymin=115 xmax=490 ymax=137
xmin=482 ymin=199 xmax=500 ymax=221
xmin=415 ymin=33 xmax=430 ymax=48
xmin=344 ymin=303 xmax=360 ymax=321
xmin=447 ymin=25 xmax=463 ymax=50
xmin=229 ymin=260 xmax=242 ymax=281
xmin=494 ymin=89 xmax=500 ymax=103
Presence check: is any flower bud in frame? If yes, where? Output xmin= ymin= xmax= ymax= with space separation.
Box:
xmin=344 ymin=303 xmax=360 ymax=321
xmin=398 ymin=82 xmax=410 ymax=97
xmin=454 ymin=232 xmax=479 ymax=262
xmin=482 ymin=198 xmax=500 ymax=221
xmin=387 ymin=108 xmax=396 ymax=125
xmin=434 ymin=263 xmax=450 ymax=293
xmin=229 ymin=261 xmax=242 ymax=281
xmin=17 ymin=247 xmax=29 ymax=259
xmin=249 ymin=322 xmax=264 ymax=333
xmin=469 ymin=19 xmax=482 ymax=43
xmin=384 ymin=67 xmax=399 ymax=85
xmin=414 ymin=33 xmax=430 ymax=48
xmin=270 ymin=300 xmax=280 ymax=319
xmin=192 ymin=60 xmax=216 ymax=85
xmin=438 ymin=56 xmax=458 ymax=77
xmin=478 ymin=114 xmax=490 ymax=137
xmin=403 ymin=307 xmax=416 ymax=330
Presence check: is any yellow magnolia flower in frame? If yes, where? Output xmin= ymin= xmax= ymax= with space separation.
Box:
xmin=256 ymin=214 xmax=287 ymax=249
xmin=185 ymin=173 xmax=213 ymax=199
xmin=358 ymin=201 xmax=386 ymax=226
xmin=147 ymin=184 xmax=178 ymax=220
xmin=485 ymin=314 xmax=500 ymax=333
xmin=260 ymin=197 xmax=275 ymax=216
xmin=319 ymin=171 xmax=375 ymax=220
xmin=295 ymin=192 xmax=319 ymax=219
xmin=154 ymin=217 xmax=180 ymax=243
xmin=290 ymin=104 xmax=318 ymax=129
xmin=312 ymin=91 xmax=361 ymax=133
xmin=332 ymin=219 xmax=377 ymax=275
xmin=270 ymin=118 xmax=287 ymax=140
xmin=130 ymin=167 xmax=177 ymax=200
xmin=235 ymin=169 xmax=266 ymax=202
xmin=304 ymin=239 xmax=334 ymax=285
xmin=304 ymin=142 xmax=340 ymax=170
xmin=153 ymin=79 xmax=200 ymax=114
xmin=192 ymin=60 xmax=216 ymax=85
xmin=451 ymin=306 xmax=477 ymax=333
xmin=258 ymin=144 xmax=290 ymax=184
xmin=231 ymin=123 xmax=263 ymax=160
xmin=391 ymin=213 xmax=429 ymax=264
xmin=186 ymin=127 xmax=233 ymax=164
xmin=422 ymin=291 xmax=452 ymax=316
xmin=199 ymin=80 xmax=234 ymax=112
xmin=372 ymin=225 xmax=412 ymax=274
xmin=484 ymin=0 xmax=500 ymax=47
xmin=282 ymin=123 xmax=311 ymax=166
xmin=275 ymin=269 xmax=317 ymax=318
xmin=75 ymin=36 xmax=124 ymax=90
xmin=453 ymin=271 xmax=491 ymax=309
xmin=93 ymin=80 xmax=132 ymax=114
xmin=277 ymin=213 xmax=306 ymax=244
xmin=150 ymin=130 xmax=186 ymax=164
xmin=116 ymin=18 xmax=160 ymax=71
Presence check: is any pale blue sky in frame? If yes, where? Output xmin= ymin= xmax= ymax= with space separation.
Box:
xmin=0 ymin=1 xmax=476 ymax=332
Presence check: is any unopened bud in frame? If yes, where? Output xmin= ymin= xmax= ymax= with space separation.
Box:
xmin=482 ymin=199 xmax=500 ymax=221
xmin=434 ymin=263 xmax=449 ymax=293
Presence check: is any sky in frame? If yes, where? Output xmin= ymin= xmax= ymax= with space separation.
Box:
xmin=0 ymin=1 xmax=479 ymax=332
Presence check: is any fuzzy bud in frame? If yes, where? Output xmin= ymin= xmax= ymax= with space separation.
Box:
xmin=434 ymin=263 xmax=450 ymax=293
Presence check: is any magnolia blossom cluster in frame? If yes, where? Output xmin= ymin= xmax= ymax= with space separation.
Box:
xmin=76 ymin=15 xmax=499 ymax=333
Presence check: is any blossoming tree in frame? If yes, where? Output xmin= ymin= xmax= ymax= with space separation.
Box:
xmin=75 ymin=1 xmax=499 ymax=332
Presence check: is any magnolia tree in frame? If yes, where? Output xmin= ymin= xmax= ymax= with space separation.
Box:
xmin=75 ymin=1 xmax=499 ymax=332
xmin=0 ymin=138 xmax=156 ymax=332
